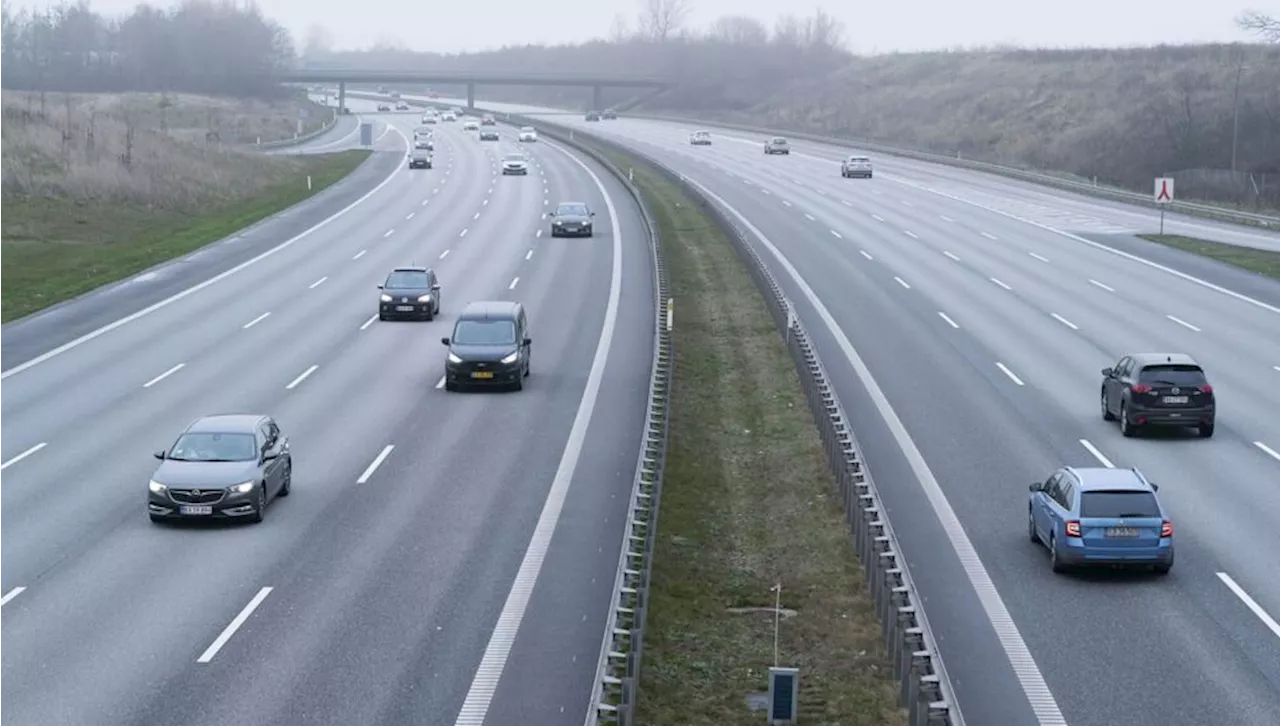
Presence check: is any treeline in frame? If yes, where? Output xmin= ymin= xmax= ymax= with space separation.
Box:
xmin=0 ymin=0 xmax=295 ymax=96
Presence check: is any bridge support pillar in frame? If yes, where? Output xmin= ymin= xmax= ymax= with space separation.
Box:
xmin=466 ymin=83 xmax=475 ymax=109
xmin=592 ymin=84 xmax=603 ymax=111
xmin=337 ymin=82 xmax=346 ymax=113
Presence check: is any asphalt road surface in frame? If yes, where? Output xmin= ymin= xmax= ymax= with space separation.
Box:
xmin=410 ymin=95 xmax=1280 ymax=726
xmin=1 ymin=99 xmax=655 ymax=726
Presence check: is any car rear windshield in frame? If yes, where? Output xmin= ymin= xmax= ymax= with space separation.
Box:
xmin=558 ymin=204 xmax=588 ymax=216
xmin=169 ymin=432 xmax=257 ymax=462
xmin=772 ymin=138 xmax=788 ymax=144
xmin=453 ymin=319 xmax=516 ymax=345
xmin=505 ymin=154 xmax=525 ymax=161
xmin=1080 ymin=491 xmax=1161 ymax=518
xmin=850 ymin=156 xmax=870 ymax=162
xmin=1138 ymin=364 xmax=1206 ymax=386
xmin=386 ymin=271 xmax=430 ymax=288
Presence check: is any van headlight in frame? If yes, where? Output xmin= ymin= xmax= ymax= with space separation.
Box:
xmin=448 ymin=352 xmax=463 ymax=364
xmin=500 ymin=351 xmax=519 ymax=364
xmin=149 ymin=480 xmax=167 ymax=494
xmin=417 ymin=294 xmax=433 ymax=303
xmin=380 ymin=294 xmax=392 ymax=302
xmin=229 ymin=481 xmax=255 ymax=494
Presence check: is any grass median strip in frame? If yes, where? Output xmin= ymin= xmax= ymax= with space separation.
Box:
xmin=1 ymin=150 xmax=371 ymax=321
xmin=596 ymin=146 xmax=902 ymax=724
xmin=1138 ymin=234 xmax=1280 ymax=281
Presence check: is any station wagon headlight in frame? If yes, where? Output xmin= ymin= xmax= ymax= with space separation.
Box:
xmin=417 ymin=294 xmax=433 ymax=302
xmin=501 ymin=351 xmax=519 ymax=364
xmin=229 ymin=481 xmax=255 ymax=494
xmin=448 ymin=352 xmax=463 ymax=364
xmin=149 ymin=480 xmax=167 ymax=494
xmin=380 ymin=294 xmax=392 ymax=302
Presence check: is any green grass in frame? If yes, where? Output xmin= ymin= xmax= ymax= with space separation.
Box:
xmin=1138 ymin=234 xmax=1280 ymax=281
xmin=1 ymin=150 xmax=371 ymax=321
xmin=594 ymin=146 xmax=903 ymax=725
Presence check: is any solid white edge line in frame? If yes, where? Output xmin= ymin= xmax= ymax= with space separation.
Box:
xmin=938 ymin=312 xmax=960 ymax=329
xmin=1 ymin=586 xmax=27 ymax=606
xmin=1 ymin=442 xmax=48 ymax=471
xmin=356 ymin=444 xmax=395 ymax=484
xmin=454 ymin=137 xmax=623 ymax=726
xmin=1254 ymin=441 xmax=1280 ymax=462
xmin=242 ymin=312 xmax=271 ymax=329
xmin=285 ymin=364 xmax=319 ymax=390
xmin=1 ymin=126 xmax=410 ymax=380
xmin=143 ymin=363 xmax=185 ymax=388
xmin=1050 ymin=313 xmax=1079 ymax=330
xmin=196 ymin=586 xmax=273 ymax=663
xmin=996 ymin=362 xmax=1025 ymax=386
xmin=1216 ymin=572 xmax=1280 ymax=641
xmin=1078 ymin=439 xmax=1114 ymax=468
xmin=685 ymin=177 xmax=1067 ymax=725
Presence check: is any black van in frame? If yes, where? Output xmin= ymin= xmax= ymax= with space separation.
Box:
xmin=441 ymin=301 xmax=532 ymax=391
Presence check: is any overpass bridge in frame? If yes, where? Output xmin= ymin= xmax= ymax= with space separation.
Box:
xmin=281 ymin=69 xmax=673 ymax=112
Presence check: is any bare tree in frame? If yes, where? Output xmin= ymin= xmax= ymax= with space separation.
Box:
xmin=637 ymin=0 xmax=692 ymax=43
xmin=1238 ymin=10 xmax=1280 ymax=42
xmin=708 ymin=15 xmax=768 ymax=45
xmin=303 ymin=24 xmax=335 ymax=57
xmin=803 ymin=9 xmax=847 ymax=53
xmin=608 ymin=13 xmax=632 ymax=42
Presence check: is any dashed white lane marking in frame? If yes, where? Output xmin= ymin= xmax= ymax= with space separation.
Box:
xmin=483 ymin=199 xmax=489 ymax=206
xmin=460 ymin=228 xmax=469 ymax=238
xmin=894 ymin=276 xmax=911 ymax=289
xmin=1 ymin=587 xmax=27 ymax=606
xmin=1253 ymin=441 xmax=1280 ymax=463
xmin=243 ymin=312 xmax=271 ymax=329
xmin=1167 ymin=315 xmax=1201 ymax=332
xmin=508 ymin=277 xmax=520 ymax=290
xmin=1 ymin=443 xmax=47 ymax=471
xmin=762 ymin=189 xmax=772 ymax=195
xmin=359 ymin=314 xmax=377 ymax=330
xmin=198 ymin=587 xmax=273 ymax=663
xmin=1089 ymin=279 xmax=1114 ymax=292
xmin=1028 ymin=252 xmax=1050 ymax=263
xmin=859 ymin=250 xmax=874 ymax=260
xmin=384 ymin=229 xmax=395 ymax=237
xmin=309 ymin=276 xmax=328 ymax=289
xmin=525 ymin=250 xmax=533 ymax=260
xmin=1080 ymin=439 xmax=1114 ymax=468
xmin=940 ymin=215 xmax=954 ymax=222
xmin=1050 ymin=313 xmax=1079 ymax=330
xmin=996 ymin=362 xmax=1025 ymax=386
xmin=872 ymin=214 xmax=885 ymax=222
xmin=990 ymin=277 xmax=1013 ymax=291
xmin=782 ymin=200 xmax=793 ymax=207
xmin=1274 ymin=366 xmax=1280 ymax=373
xmin=803 ymin=213 xmax=816 ymax=221
xmin=487 ymin=187 xmax=493 ymax=194
xmin=406 ymin=212 xmax=415 ymax=220
xmin=541 ymin=213 xmax=547 ymax=220
xmin=841 ymin=199 xmax=852 ymax=207
xmin=285 ymin=365 xmax=319 ymax=390
xmin=352 ymin=250 xmax=367 ymax=260
xmin=143 ymin=363 xmax=185 ymax=388
xmin=473 ymin=212 xmax=481 ymax=220
xmin=422 ymin=199 xmax=430 ymax=206
xmin=1217 ymin=573 xmax=1280 ymax=641
xmin=943 ymin=251 xmax=961 ymax=261
xmin=938 ymin=312 xmax=960 ymax=329
xmin=830 ymin=230 xmax=842 ymax=239
xmin=357 ymin=445 xmax=395 ymax=484
xmin=901 ymin=199 xmax=914 ymax=207
xmin=439 ymin=249 xmax=450 ymax=259
xmin=436 ymin=376 xmax=446 ymax=389
xmin=904 ymin=230 xmax=919 ymax=239
xmin=543 ymin=199 xmax=548 ymax=205
xmin=535 ymin=229 xmax=543 ymax=238
xmin=981 ymin=232 xmax=998 ymax=240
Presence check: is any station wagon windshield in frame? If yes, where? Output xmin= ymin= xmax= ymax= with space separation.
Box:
xmin=453 ymin=320 xmax=516 ymax=345
xmin=168 ymin=432 xmax=257 ymax=462
xmin=385 ymin=271 xmax=430 ymax=288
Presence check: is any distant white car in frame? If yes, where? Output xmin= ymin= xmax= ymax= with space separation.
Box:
xmin=423 ymin=115 xmax=438 ymax=124
xmin=518 ymin=126 xmax=538 ymax=142
xmin=502 ymin=153 xmax=529 ymax=175
xmin=442 ymin=112 xmax=457 ymax=121
xmin=463 ymin=120 xmax=479 ymax=131
xmin=841 ymin=155 xmax=873 ymax=178
xmin=395 ymin=102 xmax=410 ymax=111
xmin=690 ymin=130 xmax=712 ymax=146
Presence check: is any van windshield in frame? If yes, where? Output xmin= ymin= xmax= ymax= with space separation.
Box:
xmin=453 ymin=320 xmax=516 ymax=345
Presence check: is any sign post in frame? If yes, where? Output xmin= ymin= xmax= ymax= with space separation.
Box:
xmin=1153 ymin=177 xmax=1175 ymax=235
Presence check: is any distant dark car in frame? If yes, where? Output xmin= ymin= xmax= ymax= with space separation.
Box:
xmin=378 ymin=266 xmax=441 ymax=320
xmin=603 ymin=110 xmax=618 ymax=120
xmin=442 ymin=301 xmax=532 ymax=391
xmin=549 ymin=201 xmax=595 ymax=237
xmin=148 ymin=414 xmax=291 ymax=524
xmin=1101 ymin=353 xmax=1215 ymax=437
xmin=479 ymin=129 xmax=499 ymax=141
xmin=408 ymin=150 xmax=433 ymax=169
xmin=377 ymin=104 xmax=391 ymax=112
xmin=585 ymin=110 xmax=601 ymax=121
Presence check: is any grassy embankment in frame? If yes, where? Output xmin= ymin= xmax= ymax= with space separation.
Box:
xmin=1 ymin=91 xmax=369 ymax=321
xmin=588 ymin=141 xmax=903 ymax=724
xmin=1138 ymin=234 xmax=1280 ymax=282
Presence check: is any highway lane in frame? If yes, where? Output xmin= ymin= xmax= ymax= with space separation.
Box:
xmin=433 ymin=98 xmax=1280 ymax=726
xmin=1 ymin=105 xmax=654 ymax=726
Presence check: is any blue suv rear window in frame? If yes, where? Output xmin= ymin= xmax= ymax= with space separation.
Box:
xmin=1080 ymin=491 xmax=1160 ymax=518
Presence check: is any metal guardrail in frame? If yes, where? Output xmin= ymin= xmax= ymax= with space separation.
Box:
xmin=253 ymin=109 xmax=340 ymax=150
xmin=621 ymin=112 xmax=1280 ymax=230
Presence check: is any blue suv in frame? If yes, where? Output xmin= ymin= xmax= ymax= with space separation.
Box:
xmin=1028 ymin=467 xmax=1173 ymax=574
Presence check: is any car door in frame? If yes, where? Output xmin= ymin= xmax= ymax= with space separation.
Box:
xmin=259 ymin=422 xmax=282 ymax=497
xmin=1033 ymin=472 xmax=1062 ymax=539
xmin=1049 ymin=476 xmax=1074 ymax=538
xmin=1104 ymin=356 xmax=1128 ymax=412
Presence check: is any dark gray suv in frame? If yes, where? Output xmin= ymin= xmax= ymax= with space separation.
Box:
xmin=1101 ymin=353 xmax=1215 ymax=437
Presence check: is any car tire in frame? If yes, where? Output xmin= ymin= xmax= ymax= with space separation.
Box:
xmin=278 ymin=461 xmax=292 ymax=497
xmin=1154 ymin=555 xmax=1173 ymax=575
xmin=378 ymin=312 xmax=387 ymax=321
xmin=1028 ymin=507 xmax=1039 ymax=543
xmin=1050 ymin=534 xmax=1068 ymax=573
xmin=445 ymin=380 xmax=459 ymax=392
xmin=149 ymin=513 xmax=165 ymax=524
xmin=1120 ymin=403 xmax=1137 ymax=437
xmin=1199 ymin=422 xmax=1215 ymax=438
xmin=550 ymin=229 xmax=559 ymax=238
xmin=1101 ymin=388 xmax=1115 ymax=420
xmin=249 ymin=485 xmax=266 ymax=524
xmin=434 ymin=296 xmax=442 ymax=315
xmin=425 ymin=306 xmax=434 ymax=322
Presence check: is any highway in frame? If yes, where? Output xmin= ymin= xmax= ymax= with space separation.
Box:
xmin=411 ymin=96 xmax=1280 ymax=726
xmin=0 ymin=97 xmax=655 ymax=726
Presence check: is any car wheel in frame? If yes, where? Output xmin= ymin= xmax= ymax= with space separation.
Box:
xmin=1154 ymin=554 xmax=1173 ymax=575
xmin=249 ymin=485 xmax=266 ymax=524
xmin=512 ymin=374 xmax=523 ymax=391
xmin=149 ymin=513 xmax=165 ymax=524
xmin=425 ymin=307 xmax=434 ymax=322
xmin=378 ymin=312 xmax=387 ymax=321
xmin=1050 ymin=534 xmax=1068 ymax=573
xmin=1101 ymin=388 xmax=1115 ymax=420
xmin=278 ymin=462 xmax=292 ymax=497
xmin=435 ymin=296 xmax=442 ymax=315
xmin=1199 ymin=421 xmax=1215 ymax=438
xmin=1120 ymin=403 xmax=1137 ymax=437
xmin=1028 ymin=507 xmax=1039 ymax=543
xmin=445 ymin=380 xmax=458 ymax=392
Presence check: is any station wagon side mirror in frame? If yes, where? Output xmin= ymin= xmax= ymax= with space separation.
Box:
xmin=1150 ymin=483 xmax=1159 ymax=491
xmin=590 ymin=211 xmax=595 ymax=216
xmin=1029 ymin=482 xmax=1041 ymax=492
xmin=377 ymin=284 xmax=384 ymax=289
xmin=1101 ymin=367 xmax=1113 ymax=377
xmin=548 ymin=211 xmax=556 ymax=217
xmin=523 ymin=337 xmax=532 ymax=346
xmin=440 ymin=337 xmax=450 ymax=345
xmin=154 ymin=449 xmax=166 ymax=460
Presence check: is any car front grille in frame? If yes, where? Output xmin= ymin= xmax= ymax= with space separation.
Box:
xmin=169 ymin=489 xmax=226 ymax=504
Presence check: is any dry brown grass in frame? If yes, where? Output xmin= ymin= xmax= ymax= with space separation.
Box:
xmin=594 ymin=147 xmax=903 ymax=725
xmin=1 ymin=91 xmax=334 ymax=209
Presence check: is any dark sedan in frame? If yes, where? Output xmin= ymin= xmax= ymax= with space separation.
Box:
xmin=408 ymin=150 xmax=433 ymax=169
xmin=378 ymin=267 xmax=441 ymax=320
xmin=549 ymin=201 xmax=595 ymax=237
xmin=479 ymin=129 xmax=500 ymax=141
xmin=148 ymin=414 xmax=291 ymax=524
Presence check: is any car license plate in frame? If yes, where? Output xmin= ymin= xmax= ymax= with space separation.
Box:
xmin=1105 ymin=527 xmax=1138 ymax=538
xmin=180 ymin=505 xmax=213 ymax=516
xmin=471 ymin=371 xmax=494 ymax=379
xmin=1163 ymin=396 xmax=1189 ymax=404
xmin=396 ymin=305 xmax=414 ymax=311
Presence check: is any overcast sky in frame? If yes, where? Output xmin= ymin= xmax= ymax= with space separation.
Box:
xmin=16 ymin=0 xmax=1269 ymax=53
